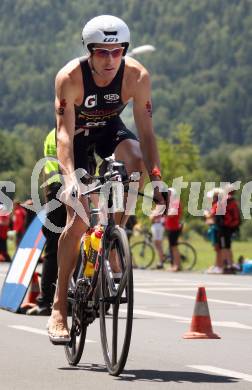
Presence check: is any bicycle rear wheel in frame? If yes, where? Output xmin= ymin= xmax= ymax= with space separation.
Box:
xmin=100 ymin=226 xmax=133 ymax=376
xmin=130 ymin=241 xmax=155 ymax=269
xmin=178 ymin=242 xmax=197 ymax=271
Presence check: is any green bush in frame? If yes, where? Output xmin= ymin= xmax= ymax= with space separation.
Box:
xmin=187 ymin=218 xmax=208 ymax=238
xmin=239 ymin=220 xmax=252 ymax=241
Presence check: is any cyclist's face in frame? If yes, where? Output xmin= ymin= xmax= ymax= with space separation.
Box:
xmin=91 ymin=44 xmax=123 ymax=79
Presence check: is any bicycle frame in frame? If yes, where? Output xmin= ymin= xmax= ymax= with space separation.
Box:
xmin=69 ymin=159 xmax=130 ymax=323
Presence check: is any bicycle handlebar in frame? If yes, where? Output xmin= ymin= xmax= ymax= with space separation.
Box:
xmin=78 ymin=155 xmax=167 ymax=207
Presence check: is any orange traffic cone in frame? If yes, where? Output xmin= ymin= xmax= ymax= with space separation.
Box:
xmin=20 ymin=272 xmax=40 ymax=313
xmin=183 ymin=286 xmax=220 ymax=339
xmin=27 ymin=272 xmax=40 ymax=303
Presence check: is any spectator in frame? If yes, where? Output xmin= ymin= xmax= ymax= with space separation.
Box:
xmin=27 ymin=129 xmax=67 ymax=315
xmin=164 ymin=188 xmax=183 ymax=272
xmin=23 ymin=199 xmax=36 ymax=230
xmin=0 ymin=204 xmax=11 ymax=262
xmin=150 ymin=214 xmax=165 ymax=269
xmin=205 ymin=186 xmax=241 ymax=274
xmin=216 ymin=186 xmax=241 ymax=272
xmin=12 ymin=201 xmax=27 ymax=246
xmin=205 ymin=188 xmax=223 ymax=274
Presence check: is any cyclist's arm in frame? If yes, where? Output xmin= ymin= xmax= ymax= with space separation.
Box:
xmin=132 ymin=68 xmax=161 ymax=181
xmin=55 ymin=70 xmax=77 ymax=186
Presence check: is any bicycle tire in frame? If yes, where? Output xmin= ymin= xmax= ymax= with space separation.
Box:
xmin=64 ymin=252 xmax=87 ymax=366
xmin=64 ymin=293 xmax=87 ymax=366
xmin=177 ymin=242 xmax=197 ymax=271
xmin=130 ymin=241 xmax=155 ymax=269
xmin=100 ymin=226 xmax=133 ymax=376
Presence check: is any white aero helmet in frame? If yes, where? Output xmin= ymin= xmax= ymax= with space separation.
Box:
xmin=82 ymin=15 xmax=130 ymax=55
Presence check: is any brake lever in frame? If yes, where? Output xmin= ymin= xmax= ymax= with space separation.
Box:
xmin=104 ymin=170 xmax=120 ymax=181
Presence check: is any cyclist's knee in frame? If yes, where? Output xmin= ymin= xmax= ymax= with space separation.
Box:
xmin=126 ymin=148 xmax=146 ymax=187
xmin=61 ymin=216 xmax=88 ymax=242
xmin=128 ymin=145 xmax=143 ymax=170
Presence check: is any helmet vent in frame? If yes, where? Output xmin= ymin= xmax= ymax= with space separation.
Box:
xmin=104 ymin=31 xmax=117 ymax=36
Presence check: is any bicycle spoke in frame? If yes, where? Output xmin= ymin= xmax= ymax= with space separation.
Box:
xmin=112 ymin=304 xmax=119 ymax=366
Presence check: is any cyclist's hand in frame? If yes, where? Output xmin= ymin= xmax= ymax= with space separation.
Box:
xmin=59 ymin=180 xmax=80 ymax=207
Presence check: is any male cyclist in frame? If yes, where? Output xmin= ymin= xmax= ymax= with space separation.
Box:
xmin=48 ymin=15 xmax=166 ymax=343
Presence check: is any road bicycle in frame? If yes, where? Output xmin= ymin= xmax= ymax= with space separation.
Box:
xmin=64 ymin=156 xmax=133 ymax=376
xmin=130 ymin=227 xmax=197 ymax=270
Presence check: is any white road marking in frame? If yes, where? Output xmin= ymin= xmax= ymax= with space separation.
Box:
xmin=10 ymin=325 xmax=49 ymax=336
xmin=134 ymin=278 xmax=188 ymax=283
xmin=188 ymin=365 xmax=252 ymax=383
xmin=149 ymin=287 xmax=252 ymax=292
xmin=135 ymin=288 xmax=252 ymax=307
xmin=212 ymin=321 xmax=252 ymax=330
xmin=9 ymin=325 xmax=96 ymax=342
xmin=134 ymin=281 xmax=237 ymax=287
xmin=130 ymin=309 xmax=252 ymax=330
xmin=133 ymin=309 xmax=189 ymax=321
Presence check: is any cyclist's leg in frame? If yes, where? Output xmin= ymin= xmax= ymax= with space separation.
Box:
xmin=49 ymin=135 xmax=92 ymax=342
xmin=95 ymin=123 xmax=146 ymax=227
xmin=48 ymin=202 xmax=90 ymax=341
xmin=95 ymin=125 xmax=145 ymax=272
xmin=114 ymin=138 xmax=145 ymax=225
xmin=108 ymin=138 xmax=145 ymax=273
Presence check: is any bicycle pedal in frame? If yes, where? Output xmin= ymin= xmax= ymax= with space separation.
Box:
xmin=67 ymin=289 xmax=75 ymax=298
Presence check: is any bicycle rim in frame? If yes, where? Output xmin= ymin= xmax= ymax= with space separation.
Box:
xmin=178 ymin=242 xmax=197 ymax=271
xmin=64 ymin=296 xmax=87 ymax=366
xmin=130 ymin=241 xmax=155 ymax=269
xmin=100 ymin=226 xmax=133 ymax=376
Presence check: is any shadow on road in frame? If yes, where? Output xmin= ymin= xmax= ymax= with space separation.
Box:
xmin=59 ymin=363 xmax=107 ymax=373
xmin=116 ymin=370 xmax=239 ymax=383
xmin=59 ymin=364 xmax=239 ymax=383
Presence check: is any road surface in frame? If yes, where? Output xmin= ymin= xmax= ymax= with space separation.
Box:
xmin=1 ymin=262 xmax=252 ymax=389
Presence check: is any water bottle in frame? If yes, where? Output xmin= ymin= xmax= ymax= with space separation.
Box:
xmin=89 ymin=226 xmax=104 ymax=265
xmin=82 ymin=230 xmax=94 ymax=277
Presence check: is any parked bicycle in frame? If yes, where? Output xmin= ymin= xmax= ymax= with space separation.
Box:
xmin=64 ymin=156 xmax=133 ymax=376
xmin=130 ymin=227 xmax=197 ymax=270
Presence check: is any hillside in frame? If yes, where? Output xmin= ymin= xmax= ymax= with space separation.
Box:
xmin=0 ymin=0 xmax=252 ymax=153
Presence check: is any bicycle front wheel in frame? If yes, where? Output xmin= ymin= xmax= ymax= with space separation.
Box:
xmin=178 ymin=242 xmax=197 ymax=271
xmin=100 ymin=226 xmax=133 ymax=376
xmin=130 ymin=241 xmax=155 ymax=269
